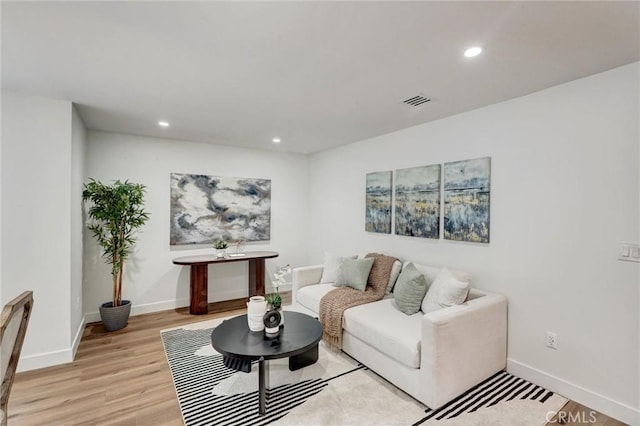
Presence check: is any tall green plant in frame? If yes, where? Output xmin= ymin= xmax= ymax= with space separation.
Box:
xmin=82 ymin=179 xmax=150 ymax=307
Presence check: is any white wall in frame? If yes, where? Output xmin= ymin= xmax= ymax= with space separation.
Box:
xmin=308 ymin=63 xmax=639 ymax=424
xmin=83 ymin=131 xmax=309 ymax=318
xmin=1 ymin=91 xmax=79 ymax=370
xmin=70 ymin=106 xmax=86 ymax=355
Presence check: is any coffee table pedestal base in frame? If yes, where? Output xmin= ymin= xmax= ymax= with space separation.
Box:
xmin=222 ymin=355 xmax=251 ymax=373
xmin=289 ymin=344 xmax=319 ymax=371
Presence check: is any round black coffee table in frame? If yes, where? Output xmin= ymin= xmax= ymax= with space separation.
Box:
xmin=211 ymin=311 xmax=323 ymax=415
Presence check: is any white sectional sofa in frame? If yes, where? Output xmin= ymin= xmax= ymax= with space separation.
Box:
xmin=292 ymin=260 xmax=507 ymax=410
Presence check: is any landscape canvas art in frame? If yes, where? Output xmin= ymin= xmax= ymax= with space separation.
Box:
xmin=443 ymin=157 xmax=491 ymax=243
xmin=170 ymin=173 xmax=271 ymax=245
xmin=395 ymin=164 xmax=441 ymax=238
xmin=365 ymin=171 xmax=392 ymax=234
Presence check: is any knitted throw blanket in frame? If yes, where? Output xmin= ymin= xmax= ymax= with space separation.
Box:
xmin=319 ymin=253 xmax=398 ymax=349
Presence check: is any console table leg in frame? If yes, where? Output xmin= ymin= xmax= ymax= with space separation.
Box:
xmin=258 ymin=357 xmax=270 ymax=415
xmin=189 ymin=265 xmax=208 ymax=315
xmin=249 ymin=259 xmax=265 ymax=296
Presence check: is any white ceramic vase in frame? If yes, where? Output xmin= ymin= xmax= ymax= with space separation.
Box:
xmin=247 ymin=296 xmax=267 ymax=332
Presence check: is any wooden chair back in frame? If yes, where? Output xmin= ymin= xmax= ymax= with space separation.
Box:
xmin=0 ymin=291 xmax=33 ymax=426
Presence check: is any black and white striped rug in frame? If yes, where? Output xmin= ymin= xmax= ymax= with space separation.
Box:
xmin=161 ymin=319 xmax=566 ymax=426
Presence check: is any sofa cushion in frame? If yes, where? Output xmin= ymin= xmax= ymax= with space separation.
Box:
xmin=334 ymin=257 xmax=375 ymax=291
xmin=319 ymin=252 xmax=357 ymax=283
xmin=296 ymin=283 xmax=335 ymax=314
xmin=421 ymin=267 xmax=470 ymax=313
xmin=343 ymin=299 xmax=422 ymax=369
xmin=393 ymin=263 xmax=428 ymax=315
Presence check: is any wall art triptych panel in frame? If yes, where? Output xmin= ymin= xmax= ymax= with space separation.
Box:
xmin=365 ymin=171 xmax=392 ymax=234
xmin=170 ymin=173 xmax=271 ymax=245
xmin=443 ymin=157 xmax=491 ymax=243
xmin=395 ymin=165 xmax=441 ymax=239
xmin=366 ymin=157 xmax=491 ymax=243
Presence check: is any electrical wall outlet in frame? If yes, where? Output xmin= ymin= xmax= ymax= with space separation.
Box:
xmin=546 ymin=331 xmax=558 ymax=350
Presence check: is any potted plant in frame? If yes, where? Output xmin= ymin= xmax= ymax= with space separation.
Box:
xmin=214 ymin=239 xmax=229 ymax=258
xmin=82 ymin=179 xmax=150 ymax=331
xmin=265 ymin=292 xmax=282 ymax=311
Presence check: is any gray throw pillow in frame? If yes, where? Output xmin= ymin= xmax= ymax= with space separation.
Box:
xmin=334 ymin=257 xmax=375 ymax=291
xmin=393 ymin=262 xmax=428 ymax=315
xmin=320 ymin=252 xmax=357 ymax=283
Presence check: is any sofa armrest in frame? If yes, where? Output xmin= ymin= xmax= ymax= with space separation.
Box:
xmin=292 ymin=264 xmax=324 ymax=296
xmin=420 ymin=292 xmax=507 ymax=409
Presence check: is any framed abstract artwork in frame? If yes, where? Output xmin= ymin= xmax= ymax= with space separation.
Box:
xmin=170 ymin=173 xmax=271 ymax=245
xmin=365 ymin=171 xmax=392 ymax=234
xmin=395 ymin=164 xmax=441 ymax=238
xmin=443 ymin=157 xmax=491 ymax=243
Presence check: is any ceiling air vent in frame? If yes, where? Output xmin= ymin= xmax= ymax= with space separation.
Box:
xmin=402 ymin=94 xmax=431 ymax=107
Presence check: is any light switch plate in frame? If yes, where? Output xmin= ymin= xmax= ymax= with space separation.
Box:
xmin=619 ymin=242 xmax=640 ymax=263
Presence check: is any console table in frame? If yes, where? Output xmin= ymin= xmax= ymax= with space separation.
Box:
xmin=173 ymin=251 xmax=279 ymax=315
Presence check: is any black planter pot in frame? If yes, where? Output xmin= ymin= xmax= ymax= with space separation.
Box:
xmin=99 ymin=300 xmax=132 ymax=331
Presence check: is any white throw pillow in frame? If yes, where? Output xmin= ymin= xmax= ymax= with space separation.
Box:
xmin=421 ymin=267 xmax=470 ymax=313
xmin=319 ymin=252 xmax=357 ymax=283
xmin=385 ymin=260 xmax=403 ymax=294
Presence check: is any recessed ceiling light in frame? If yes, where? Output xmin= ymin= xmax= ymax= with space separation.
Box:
xmin=158 ymin=121 xmax=170 ymax=127
xmin=464 ymin=46 xmax=482 ymax=58
xmin=272 ymin=137 xmax=281 ymax=143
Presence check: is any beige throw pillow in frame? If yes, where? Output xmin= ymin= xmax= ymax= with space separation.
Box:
xmin=421 ymin=267 xmax=470 ymax=313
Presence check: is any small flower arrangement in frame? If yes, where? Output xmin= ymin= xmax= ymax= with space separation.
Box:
xmin=267 ymin=264 xmax=291 ymax=310
xmin=214 ymin=240 xmax=228 ymax=250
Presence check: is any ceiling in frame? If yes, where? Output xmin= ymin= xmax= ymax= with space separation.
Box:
xmin=2 ymin=2 xmax=639 ymax=154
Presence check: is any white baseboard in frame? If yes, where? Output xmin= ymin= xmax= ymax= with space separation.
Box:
xmin=17 ymin=348 xmax=73 ymax=373
xmin=83 ymin=287 xmax=271 ymax=324
xmin=18 ymin=317 xmax=87 ymax=373
xmin=84 ymin=311 xmax=101 ymax=323
xmin=71 ymin=316 xmax=86 ymax=359
xmin=507 ymin=358 xmax=639 ymax=425
xmin=84 ymin=297 xmax=192 ymax=323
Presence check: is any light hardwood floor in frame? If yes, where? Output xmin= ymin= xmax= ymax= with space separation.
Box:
xmin=8 ymin=294 xmax=624 ymax=426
